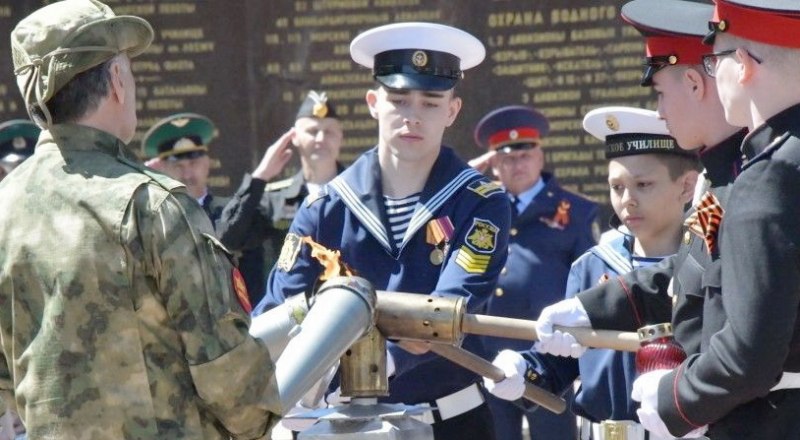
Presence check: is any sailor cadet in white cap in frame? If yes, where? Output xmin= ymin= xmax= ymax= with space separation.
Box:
xmin=485 ymin=106 xmax=702 ymax=440
xmin=254 ymin=22 xmax=511 ymax=440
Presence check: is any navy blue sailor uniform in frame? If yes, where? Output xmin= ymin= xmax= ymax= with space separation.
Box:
xmin=255 ymin=145 xmax=511 ymax=429
xmin=517 ymin=231 xmax=675 ymax=437
xmin=472 ymin=104 xmax=597 ymax=440
xmin=484 ymin=173 xmax=596 ymax=440
xmin=512 ymin=105 xmax=700 ymax=440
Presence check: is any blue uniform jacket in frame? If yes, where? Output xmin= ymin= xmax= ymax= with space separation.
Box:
xmin=255 ymin=146 xmax=512 ymax=404
xmin=483 ymin=173 xmax=597 ymax=355
xmin=519 ymin=235 xmax=640 ymax=422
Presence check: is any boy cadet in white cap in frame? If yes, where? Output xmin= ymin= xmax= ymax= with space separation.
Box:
xmin=485 ymin=107 xmax=700 ymax=440
xmin=254 ymin=22 xmax=511 ymax=439
xmin=0 ymin=1 xmax=284 ymax=438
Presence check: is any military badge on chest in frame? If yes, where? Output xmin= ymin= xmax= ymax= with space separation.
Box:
xmin=539 ymin=199 xmax=571 ymax=230
xmin=456 ymin=218 xmax=499 ymax=274
xmin=426 ymin=216 xmax=454 ymax=266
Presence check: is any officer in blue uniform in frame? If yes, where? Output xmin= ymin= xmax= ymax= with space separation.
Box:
xmin=473 ymin=105 xmax=597 ymax=440
xmin=254 ymin=22 xmax=511 ymax=440
xmin=0 ymin=119 xmax=39 ymax=182
xmin=485 ymin=107 xmax=701 ymax=440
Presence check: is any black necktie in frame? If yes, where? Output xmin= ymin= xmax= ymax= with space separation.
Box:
xmin=511 ymin=196 xmax=520 ymax=220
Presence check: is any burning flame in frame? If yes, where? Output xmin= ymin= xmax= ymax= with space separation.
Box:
xmin=301 ymin=236 xmax=355 ymax=280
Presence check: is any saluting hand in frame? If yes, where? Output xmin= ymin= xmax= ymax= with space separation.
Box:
xmin=467 ymin=150 xmax=496 ymax=174
xmin=252 ymin=128 xmax=295 ymax=182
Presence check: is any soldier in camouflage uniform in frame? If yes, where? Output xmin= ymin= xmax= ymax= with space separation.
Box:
xmin=0 ymin=1 xmax=281 ymax=438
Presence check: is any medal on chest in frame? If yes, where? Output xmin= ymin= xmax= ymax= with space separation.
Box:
xmin=426 ymin=216 xmax=454 ymax=266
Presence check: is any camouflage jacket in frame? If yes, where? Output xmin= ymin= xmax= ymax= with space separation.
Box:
xmin=0 ymin=124 xmax=279 ymax=439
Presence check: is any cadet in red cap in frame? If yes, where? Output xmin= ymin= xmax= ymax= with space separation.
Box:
xmin=470 ymin=105 xmax=596 ymax=440
xmin=630 ymin=1 xmax=800 ymax=438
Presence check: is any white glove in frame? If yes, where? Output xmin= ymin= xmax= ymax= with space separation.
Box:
xmin=534 ymin=297 xmax=590 ymax=358
xmin=483 ymin=350 xmax=527 ymax=401
xmin=325 ymin=386 xmax=350 ymax=407
xmin=387 ymin=349 xmax=396 ymax=378
xmin=632 ymin=369 xmax=708 ymax=439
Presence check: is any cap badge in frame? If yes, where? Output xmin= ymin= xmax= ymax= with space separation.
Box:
xmin=308 ymin=90 xmax=330 ymax=118
xmin=12 ymin=136 xmax=26 ymax=150
xmin=174 ymin=137 xmax=198 ymax=151
xmin=605 ymin=115 xmax=620 ymax=132
xmin=412 ymin=50 xmax=428 ymax=68
xmin=312 ymin=102 xmax=329 ymax=118
xmin=170 ymin=118 xmax=191 ymax=128
xmin=509 ymin=129 xmax=519 ymax=140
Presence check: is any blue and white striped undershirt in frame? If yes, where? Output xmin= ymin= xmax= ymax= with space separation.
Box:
xmin=384 ymin=193 xmax=420 ymax=249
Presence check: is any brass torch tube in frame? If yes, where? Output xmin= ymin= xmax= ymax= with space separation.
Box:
xmin=461 ymin=314 xmax=640 ymax=352
xmin=428 ymin=344 xmax=566 ymax=414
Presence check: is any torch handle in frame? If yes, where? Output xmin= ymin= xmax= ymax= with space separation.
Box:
xmin=461 ymin=314 xmax=640 ymax=352
xmin=428 ymin=344 xmax=566 ymax=414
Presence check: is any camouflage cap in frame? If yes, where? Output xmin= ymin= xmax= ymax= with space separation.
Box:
xmin=11 ymin=0 xmax=153 ymax=126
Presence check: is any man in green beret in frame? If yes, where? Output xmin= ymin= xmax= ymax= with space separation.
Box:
xmin=0 ymin=1 xmax=283 ymax=438
xmin=0 ymin=119 xmax=40 ymax=182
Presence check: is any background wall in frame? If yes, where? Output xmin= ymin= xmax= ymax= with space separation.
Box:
xmin=1 ymin=0 xmax=675 ymax=223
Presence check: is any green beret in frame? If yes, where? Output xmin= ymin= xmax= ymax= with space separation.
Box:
xmin=142 ymin=113 xmax=215 ymax=160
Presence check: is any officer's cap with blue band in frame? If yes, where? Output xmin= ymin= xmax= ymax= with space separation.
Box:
xmin=583 ymin=106 xmax=696 ymax=159
xmin=350 ymin=22 xmax=485 ymax=91
xmin=474 ymin=106 xmax=550 ymax=153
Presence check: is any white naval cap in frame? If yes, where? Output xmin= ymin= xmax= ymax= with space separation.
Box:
xmin=350 ymin=22 xmax=485 ymax=91
xmin=583 ymin=106 xmax=694 ymax=159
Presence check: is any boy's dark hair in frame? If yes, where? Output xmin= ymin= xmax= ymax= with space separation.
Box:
xmin=654 ymin=154 xmax=703 ymax=180
xmin=30 ymin=56 xmax=115 ymax=125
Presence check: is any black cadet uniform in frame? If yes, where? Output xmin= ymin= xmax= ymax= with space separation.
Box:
xmin=581 ymin=1 xmax=800 ymax=438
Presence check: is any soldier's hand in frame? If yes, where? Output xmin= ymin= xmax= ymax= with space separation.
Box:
xmin=467 ymin=150 xmax=496 ymax=174
xmin=534 ymin=297 xmax=590 ymax=358
xmin=252 ymin=128 xmax=295 ymax=182
xmin=483 ymin=350 xmax=526 ymax=401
